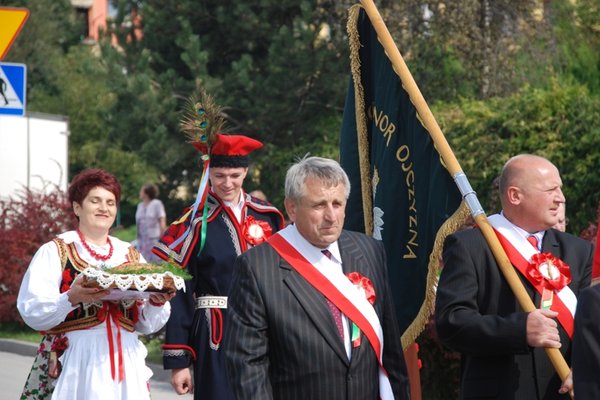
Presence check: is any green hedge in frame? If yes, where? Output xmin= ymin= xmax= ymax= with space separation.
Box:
xmin=436 ymin=79 xmax=600 ymax=233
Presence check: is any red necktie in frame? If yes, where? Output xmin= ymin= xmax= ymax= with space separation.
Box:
xmin=527 ymin=235 xmax=539 ymax=249
xmin=322 ymin=249 xmax=344 ymax=341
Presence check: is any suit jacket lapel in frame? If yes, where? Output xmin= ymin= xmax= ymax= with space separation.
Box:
xmin=280 ymin=256 xmax=350 ymax=364
xmin=339 ymin=231 xmax=366 ymax=276
xmin=543 ymin=229 xmax=574 ymax=290
xmin=542 ymin=229 xmax=561 ymax=258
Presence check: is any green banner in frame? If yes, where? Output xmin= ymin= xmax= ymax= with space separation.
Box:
xmin=340 ymin=6 xmax=464 ymax=346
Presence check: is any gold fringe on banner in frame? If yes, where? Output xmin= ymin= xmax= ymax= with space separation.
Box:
xmin=347 ymin=4 xmax=374 ymax=236
xmin=401 ymin=201 xmax=470 ymax=348
xmin=346 ymin=4 xmax=469 ymax=350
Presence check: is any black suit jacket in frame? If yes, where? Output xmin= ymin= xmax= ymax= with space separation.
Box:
xmin=223 ymin=230 xmax=409 ymax=400
xmin=435 ymin=227 xmax=593 ymax=400
xmin=572 ymin=285 xmax=600 ymax=399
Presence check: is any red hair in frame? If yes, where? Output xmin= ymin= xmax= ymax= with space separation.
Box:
xmin=68 ymin=169 xmax=121 ymax=205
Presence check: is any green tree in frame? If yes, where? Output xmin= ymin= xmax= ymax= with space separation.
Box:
xmin=4 ymin=0 xmax=85 ymax=109
xmin=437 ymin=80 xmax=600 ymax=233
xmin=4 ymin=0 xmax=599 ymax=232
xmin=551 ymin=0 xmax=600 ymax=95
xmin=108 ymin=0 xmax=356 ymax=210
xmin=3 ymin=0 xmax=164 ymax=223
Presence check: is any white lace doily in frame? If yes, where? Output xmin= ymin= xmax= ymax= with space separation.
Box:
xmin=82 ymin=267 xmax=187 ymax=292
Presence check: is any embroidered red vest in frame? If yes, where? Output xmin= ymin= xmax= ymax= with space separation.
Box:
xmin=43 ymin=238 xmax=142 ymax=335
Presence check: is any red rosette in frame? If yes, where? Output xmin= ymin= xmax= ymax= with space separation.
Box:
xmin=241 ymin=215 xmax=273 ymax=246
xmin=346 ymin=271 xmax=376 ymax=304
xmin=527 ymin=252 xmax=571 ymax=291
xmin=51 ymin=335 xmax=69 ymax=354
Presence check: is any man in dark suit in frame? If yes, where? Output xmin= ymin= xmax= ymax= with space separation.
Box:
xmin=572 ymin=284 xmax=600 ymax=399
xmin=435 ymin=154 xmax=593 ymax=400
xmin=224 ymin=156 xmax=409 ymax=400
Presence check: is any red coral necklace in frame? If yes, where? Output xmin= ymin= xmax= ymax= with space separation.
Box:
xmin=77 ymin=229 xmax=113 ymax=261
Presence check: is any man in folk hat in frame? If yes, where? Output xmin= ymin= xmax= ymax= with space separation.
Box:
xmin=153 ymin=133 xmax=285 ymax=400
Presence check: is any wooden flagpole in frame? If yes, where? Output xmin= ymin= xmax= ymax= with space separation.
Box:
xmin=358 ymin=0 xmax=572 ymax=390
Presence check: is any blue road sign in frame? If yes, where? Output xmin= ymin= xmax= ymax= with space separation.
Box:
xmin=0 ymin=62 xmax=26 ymax=116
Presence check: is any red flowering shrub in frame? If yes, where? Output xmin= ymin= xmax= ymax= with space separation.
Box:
xmin=0 ymin=186 xmax=77 ymax=323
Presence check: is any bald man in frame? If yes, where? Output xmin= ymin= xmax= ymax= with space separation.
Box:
xmin=435 ymin=154 xmax=593 ymax=400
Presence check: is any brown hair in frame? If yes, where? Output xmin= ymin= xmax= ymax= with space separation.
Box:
xmin=141 ymin=183 xmax=159 ymax=200
xmin=68 ymin=169 xmax=121 ymax=205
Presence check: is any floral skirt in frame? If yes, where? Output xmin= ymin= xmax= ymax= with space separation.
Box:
xmin=21 ymin=327 xmax=153 ymax=400
xmin=20 ymin=335 xmax=56 ymax=400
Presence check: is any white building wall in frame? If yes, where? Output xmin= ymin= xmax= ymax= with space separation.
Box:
xmin=0 ymin=112 xmax=69 ymax=199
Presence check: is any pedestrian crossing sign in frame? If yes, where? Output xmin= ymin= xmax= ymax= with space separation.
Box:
xmin=0 ymin=62 xmax=26 ymax=116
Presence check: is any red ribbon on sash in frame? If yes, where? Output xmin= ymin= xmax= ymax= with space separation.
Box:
xmin=493 ymin=229 xmax=575 ymax=337
xmin=346 ymin=271 xmax=376 ymax=347
xmin=268 ymin=234 xmax=387 ymax=374
xmin=98 ymin=302 xmax=125 ymax=382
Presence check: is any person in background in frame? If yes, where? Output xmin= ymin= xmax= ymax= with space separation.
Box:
xmin=435 ymin=154 xmax=593 ymax=399
xmin=248 ymin=189 xmax=267 ymax=201
xmin=553 ymin=202 xmax=567 ymax=232
xmin=224 ymin=156 xmax=409 ymax=400
xmin=136 ymin=183 xmax=167 ymax=263
xmin=17 ymin=168 xmax=174 ymax=400
xmin=153 ymin=134 xmax=285 ymax=400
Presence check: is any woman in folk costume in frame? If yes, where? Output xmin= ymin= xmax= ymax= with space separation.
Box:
xmin=152 ymin=93 xmax=285 ymax=399
xmin=17 ymin=168 xmax=174 ymax=400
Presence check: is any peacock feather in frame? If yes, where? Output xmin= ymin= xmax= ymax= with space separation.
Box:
xmin=180 ymin=90 xmax=224 ymax=153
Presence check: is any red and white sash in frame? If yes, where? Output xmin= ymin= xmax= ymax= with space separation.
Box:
xmin=269 ymin=227 xmax=394 ymax=400
xmin=488 ymin=214 xmax=577 ymax=337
